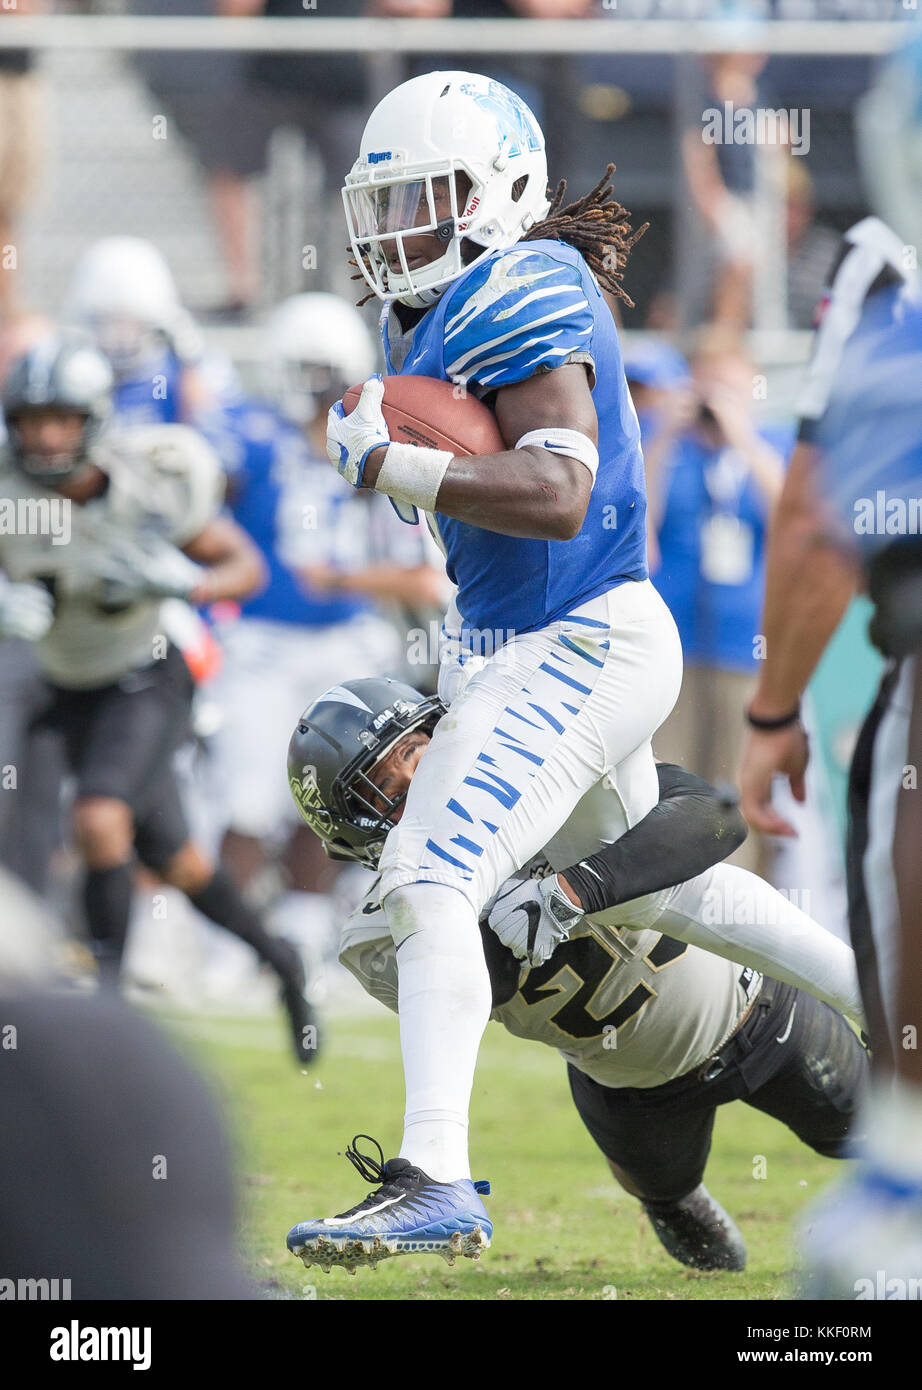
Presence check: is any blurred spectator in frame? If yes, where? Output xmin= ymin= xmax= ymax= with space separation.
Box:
xmin=129 ymin=0 xmax=271 ymax=314
xmin=166 ymin=0 xmax=370 ymax=310
xmin=786 ymin=158 xmax=840 ymax=330
xmin=644 ymin=326 xmax=789 ymax=875
xmin=129 ymin=0 xmax=369 ymax=312
xmin=381 ymin=0 xmax=595 ymax=136
xmin=856 ymin=27 xmax=922 ymax=257
xmin=0 ymin=0 xmax=44 ymax=319
xmin=682 ymin=54 xmax=768 ymax=331
xmin=624 ymin=338 xmax=689 ymax=448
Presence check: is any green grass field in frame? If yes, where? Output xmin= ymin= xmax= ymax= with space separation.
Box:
xmin=160 ymin=1006 xmax=839 ymax=1302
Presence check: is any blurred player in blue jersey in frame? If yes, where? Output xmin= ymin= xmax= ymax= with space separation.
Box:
xmin=288 ymin=71 xmax=684 ymax=1265
xmin=207 ymin=293 xmax=444 ymax=955
xmin=739 ymin=216 xmax=922 ymax=1295
xmin=63 ymin=237 xmax=219 ymax=431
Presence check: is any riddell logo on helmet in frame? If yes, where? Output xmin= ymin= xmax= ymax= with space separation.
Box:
xmin=367 ymin=151 xmax=392 ymax=165
xmin=459 ymin=194 xmax=481 ymax=230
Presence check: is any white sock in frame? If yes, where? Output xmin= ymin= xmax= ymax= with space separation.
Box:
xmin=383 ymin=882 xmax=492 ymax=1183
xmin=862 ymin=1075 xmax=922 ymax=1185
xmin=650 ymin=865 xmax=865 ymax=1029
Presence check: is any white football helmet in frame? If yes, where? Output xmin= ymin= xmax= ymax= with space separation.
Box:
xmin=261 ymin=293 xmax=377 ymax=426
xmin=343 ymin=70 xmax=551 ymax=308
xmin=63 ymin=237 xmax=203 ymax=378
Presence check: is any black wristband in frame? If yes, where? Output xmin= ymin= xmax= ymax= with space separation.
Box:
xmin=745 ymin=703 xmax=801 ymax=731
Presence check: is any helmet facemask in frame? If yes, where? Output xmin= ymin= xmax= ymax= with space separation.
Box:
xmin=331 ymin=702 xmax=443 ymax=864
xmin=275 ymin=360 xmax=346 ymax=429
xmin=86 ymin=313 xmax=169 ymax=380
xmin=345 ymin=163 xmax=485 ymax=308
xmin=343 ymin=71 xmax=552 ymax=309
xmin=6 ymin=408 xmax=101 ymax=485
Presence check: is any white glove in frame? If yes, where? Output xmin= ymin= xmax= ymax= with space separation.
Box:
xmin=438 ymin=622 xmax=489 ymax=705
xmin=438 ymin=592 xmax=487 ymax=705
xmin=487 ymin=874 xmax=585 ymax=968
xmin=0 ymin=581 xmax=54 ymax=642
xmin=95 ymin=537 xmax=205 ymax=612
xmin=326 ymin=375 xmax=391 ymax=488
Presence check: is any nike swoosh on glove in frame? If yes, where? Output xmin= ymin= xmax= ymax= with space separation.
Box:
xmin=486 ymin=874 xmax=585 ymax=968
xmin=326 ymin=374 xmax=391 ymax=488
xmin=0 ymin=581 xmax=54 ymax=641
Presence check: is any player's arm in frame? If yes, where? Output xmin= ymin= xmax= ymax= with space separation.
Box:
xmin=560 ymin=765 xmax=747 ymax=914
xmin=361 ymin=364 xmax=596 ymax=542
xmin=737 ymin=449 xmax=856 ymax=840
xmin=740 ymin=219 xmax=909 ymax=836
xmin=328 ymin=250 xmax=601 ymax=541
xmin=298 ymin=561 xmax=446 ymax=608
xmin=181 ymin=516 xmax=267 ymax=605
xmin=487 ymin=764 xmax=748 ymax=965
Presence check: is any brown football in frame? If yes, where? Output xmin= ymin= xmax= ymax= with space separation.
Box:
xmin=342 ymin=374 xmax=505 ymax=457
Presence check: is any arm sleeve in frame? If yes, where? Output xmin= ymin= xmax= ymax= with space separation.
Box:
xmin=562 ymin=764 xmax=748 ymax=916
xmin=441 ymin=249 xmax=596 ymax=392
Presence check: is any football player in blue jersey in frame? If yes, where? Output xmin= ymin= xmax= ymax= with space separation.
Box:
xmin=63 ymin=237 xmax=218 ymax=430
xmin=739 ymin=216 xmax=922 ymax=1295
xmin=289 ymin=70 xmax=687 ymax=1265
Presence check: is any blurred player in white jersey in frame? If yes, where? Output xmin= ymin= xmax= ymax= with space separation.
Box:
xmin=206 ymin=293 xmax=445 ymax=962
xmin=283 ymin=677 xmax=867 ymax=1273
xmin=0 ymin=334 xmax=317 ymax=1063
xmin=739 ymin=216 xmax=922 ymax=1295
xmin=305 ymin=70 xmax=686 ymax=1260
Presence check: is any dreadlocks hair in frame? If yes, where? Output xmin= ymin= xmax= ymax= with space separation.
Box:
xmin=524 ymin=163 xmax=647 ymax=310
xmin=349 ymin=162 xmax=647 ymax=309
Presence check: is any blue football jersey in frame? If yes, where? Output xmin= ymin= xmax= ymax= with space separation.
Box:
xmin=112 ymin=350 xmax=184 ymax=427
xmin=798 ymin=218 xmax=922 ymax=560
xmin=381 ymin=238 xmax=648 ymax=637
xmin=211 ymin=400 xmax=371 ymax=628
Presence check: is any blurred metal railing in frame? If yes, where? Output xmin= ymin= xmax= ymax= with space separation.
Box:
xmin=0 ymin=16 xmax=910 ymax=55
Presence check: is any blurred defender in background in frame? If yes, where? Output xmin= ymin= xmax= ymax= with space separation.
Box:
xmin=0 ymin=334 xmax=316 ymax=1063
xmin=204 ymin=291 xmax=445 ymax=963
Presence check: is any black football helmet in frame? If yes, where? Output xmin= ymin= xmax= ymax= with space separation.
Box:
xmin=287 ymin=677 xmax=445 ymax=868
xmin=2 ymin=332 xmax=113 ymax=483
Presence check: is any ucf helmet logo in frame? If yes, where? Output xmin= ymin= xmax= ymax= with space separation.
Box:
xmin=289 ymin=764 xmax=333 ymax=834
